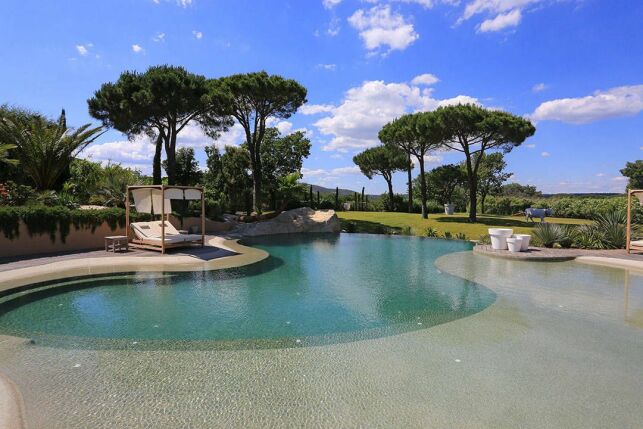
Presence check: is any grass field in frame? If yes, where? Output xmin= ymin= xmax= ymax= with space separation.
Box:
xmin=337 ymin=211 xmax=591 ymax=240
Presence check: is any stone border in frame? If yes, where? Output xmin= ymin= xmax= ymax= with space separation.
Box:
xmin=0 ymin=371 xmax=25 ymax=429
xmin=474 ymin=244 xmax=643 ymax=271
xmin=0 ymin=236 xmax=268 ymax=294
xmin=473 ymin=245 xmax=578 ymax=261
xmin=575 ymin=256 xmax=643 ymax=272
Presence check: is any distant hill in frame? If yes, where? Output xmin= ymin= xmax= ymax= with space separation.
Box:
xmin=304 ymin=184 xmax=380 ymax=199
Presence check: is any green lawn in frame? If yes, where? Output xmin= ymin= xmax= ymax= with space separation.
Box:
xmin=337 ymin=211 xmax=592 ymax=240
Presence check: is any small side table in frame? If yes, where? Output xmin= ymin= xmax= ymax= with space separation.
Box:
xmin=105 ymin=235 xmax=129 ymax=253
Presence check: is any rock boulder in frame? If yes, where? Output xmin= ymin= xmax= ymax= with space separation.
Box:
xmin=231 ymin=207 xmax=341 ymax=237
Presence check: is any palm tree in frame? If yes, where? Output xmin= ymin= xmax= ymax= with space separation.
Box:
xmin=0 ymin=110 xmax=104 ymax=190
xmin=0 ymin=143 xmax=18 ymax=166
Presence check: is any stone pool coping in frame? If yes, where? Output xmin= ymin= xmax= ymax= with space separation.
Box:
xmin=474 ymin=244 xmax=643 ymax=271
xmin=0 ymin=236 xmax=269 ymax=293
xmin=0 ymin=369 xmax=25 ymax=429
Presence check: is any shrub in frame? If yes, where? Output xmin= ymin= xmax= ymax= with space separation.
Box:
xmin=0 ymin=206 xmax=150 ymax=243
xmin=319 ymin=200 xmax=335 ymax=210
xmin=0 ymin=181 xmax=36 ymax=206
xmin=477 ymin=234 xmax=491 ymax=245
xmin=344 ymin=221 xmax=357 ymax=233
xmin=483 ymin=195 xmax=633 ymax=221
xmin=595 ymin=211 xmax=627 ymax=249
xmin=568 ymin=212 xmax=626 ymax=249
xmin=424 ymin=227 xmax=439 ymax=238
xmin=454 ymin=232 xmax=467 ymax=240
xmin=443 ymin=231 xmax=453 ymax=239
xmin=400 ymin=225 xmax=412 ymax=236
xmin=532 ymin=223 xmax=565 ymax=248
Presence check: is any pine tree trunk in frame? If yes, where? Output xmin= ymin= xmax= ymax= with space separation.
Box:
xmin=418 ymin=158 xmax=428 ymax=219
xmin=407 ymin=156 xmax=413 ymax=213
xmin=152 ymin=136 xmax=163 ymax=185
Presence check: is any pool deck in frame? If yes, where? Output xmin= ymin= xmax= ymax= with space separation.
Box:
xmin=473 ymin=244 xmax=643 ymax=270
xmin=0 ymin=236 xmax=268 ymax=292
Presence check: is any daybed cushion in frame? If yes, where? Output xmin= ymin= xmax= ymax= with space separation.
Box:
xmin=131 ymin=221 xmax=202 ymax=243
xmin=630 ymin=240 xmax=643 ymax=247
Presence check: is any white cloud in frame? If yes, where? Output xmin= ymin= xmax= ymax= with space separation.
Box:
xmin=333 ymin=166 xmax=361 ymax=174
xmin=75 ymin=44 xmax=90 ymax=56
xmin=348 ymin=5 xmax=419 ymax=56
xmin=299 ymin=104 xmax=336 ymax=115
xmin=437 ymin=95 xmax=480 ymax=107
xmin=411 ymin=73 xmax=440 ymax=86
xmin=192 ymin=30 xmax=203 ymax=40
xmin=612 ymin=176 xmax=627 ymax=182
xmin=364 ymin=0 xmax=457 ymax=9
xmin=152 ymin=0 xmax=192 ymax=7
xmin=541 ymin=151 xmax=550 ymax=157
xmin=530 ymin=85 xmax=643 ymax=124
xmin=322 ymin=0 xmax=342 ymax=9
xmin=316 ymin=63 xmax=337 ymax=71
xmin=314 ymin=78 xmax=479 ymax=152
xmin=478 ymin=8 xmax=521 ymax=32
xmin=82 ymin=137 xmax=156 ymax=173
xmin=596 ymin=172 xmax=605 ymax=177
xmin=131 ymin=44 xmax=144 ymax=53
xmin=302 ymin=165 xmax=361 ymax=186
xmin=532 ymin=82 xmax=548 ymax=93
xmin=525 ymin=143 xmax=536 ymax=148
xmin=327 ymin=16 xmax=341 ymax=36
xmin=411 ymin=155 xmax=443 ymax=167
xmin=275 ymin=121 xmax=293 ymax=135
xmin=153 ymin=32 xmax=166 ymax=42
xmin=462 ymin=0 xmax=540 ymax=21
xmin=458 ymin=0 xmax=559 ymax=33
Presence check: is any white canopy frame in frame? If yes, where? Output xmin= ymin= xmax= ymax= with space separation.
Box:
xmin=626 ymin=189 xmax=643 ymax=254
xmin=125 ymin=185 xmax=205 ymax=254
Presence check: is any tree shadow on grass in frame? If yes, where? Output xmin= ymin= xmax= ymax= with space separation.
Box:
xmin=340 ymin=219 xmax=403 ymax=234
xmin=434 ymin=216 xmax=531 ymax=228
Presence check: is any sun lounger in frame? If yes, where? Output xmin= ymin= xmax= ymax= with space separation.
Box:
xmin=130 ymin=221 xmax=203 ymax=250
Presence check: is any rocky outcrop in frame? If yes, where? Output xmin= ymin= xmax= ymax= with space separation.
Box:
xmin=231 ymin=208 xmax=341 ymax=237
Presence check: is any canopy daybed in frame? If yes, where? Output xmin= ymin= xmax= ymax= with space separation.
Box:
xmin=125 ymin=185 xmax=205 ymax=254
xmin=626 ymin=189 xmax=643 ymax=254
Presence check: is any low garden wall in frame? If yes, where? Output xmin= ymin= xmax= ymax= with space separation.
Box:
xmin=0 ymin=207 xmax=234 ymax=259
xmin=0 ymin=206 xmax=139 ymax=259
xmin=0 ymin=220 xmax=126 ymax=259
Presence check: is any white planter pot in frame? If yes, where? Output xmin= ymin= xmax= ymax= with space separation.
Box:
xmin=490 ymin=234 xmax=508 ymax=250
xmin=488 ymin=228 xmax=513 ymax=237
xmin=514 ymin=234 xmax=531 ymax=251
xmin=444 ymin=203 xmax=455 ymax=215
xmin=507 ymin=237 xmax=523 ymax=253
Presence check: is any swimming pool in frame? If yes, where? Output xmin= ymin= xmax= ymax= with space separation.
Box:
xmin=0 ymin=234 xmax=641 ymax=428
xmin=0 ymin=234 xmax=494 ymax=348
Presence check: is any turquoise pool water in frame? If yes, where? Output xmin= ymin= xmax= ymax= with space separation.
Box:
xmin=0 ymin=234 xmax=495 ymax=347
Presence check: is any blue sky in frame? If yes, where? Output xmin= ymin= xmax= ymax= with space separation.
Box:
xmin=1 ymin=0 xmax=642 ymax=194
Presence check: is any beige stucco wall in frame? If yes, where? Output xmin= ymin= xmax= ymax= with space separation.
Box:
xmin=0 ymin=221 xmax=126 ymax=259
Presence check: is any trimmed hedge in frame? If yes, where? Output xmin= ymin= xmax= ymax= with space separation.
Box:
xmin=482 ymin=196 xmax=638 ymax=220
xmin=0 ymin=206 xmax=151 ymax=243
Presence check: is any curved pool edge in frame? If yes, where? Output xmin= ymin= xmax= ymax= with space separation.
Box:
xmin=0 ymin=236 xmax=269 ymax=294
xmin=575 ymin=256 xmax=643 ymax=272
xmin=0 ymin=370 xmax=25 ymax=429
